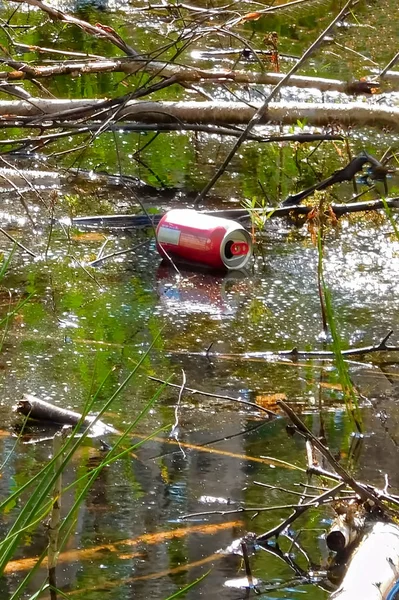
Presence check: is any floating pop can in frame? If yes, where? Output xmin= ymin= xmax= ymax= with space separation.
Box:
xmin=156 ymin=209 xmax=252 ymax=270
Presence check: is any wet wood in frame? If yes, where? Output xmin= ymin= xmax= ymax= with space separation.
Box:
xmin=15 ymin=394 xmax=117 ymax=433
xmin=16 ymin=394 xmax=94 ymax=427
xmin=0 ymin=57 xmax=376 ymax=94
xmin=329 ymin=521 xmax=399 ymax=599
xmin=0 ymin=100 xmax=398 ymax=130
xmin=326 ymin=514 xmax=364 ymax=552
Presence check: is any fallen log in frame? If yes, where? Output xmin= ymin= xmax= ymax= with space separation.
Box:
xmin=326 ymin=510 xmax=365 ymax=553
xmin=0 ymin=99 xmax=397 ymax=130
xmin=329 ymin=520 xmax=399 ymax=599
xmin=15 ymin=394 xmax=118 ymax=434
xmin=0 ymin=56 xmax=376 ymax=94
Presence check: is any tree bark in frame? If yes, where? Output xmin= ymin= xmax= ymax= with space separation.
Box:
xmin=15 ymin=394 xmax=118 ymax=434
xmin=0 ymin=99 xmax=398 ymax=130
xmin=0 ymin=57 xmax=374 ymax=93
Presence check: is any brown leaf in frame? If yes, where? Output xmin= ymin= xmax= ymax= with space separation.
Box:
xmin=238 ymin=12 xmax=262 ymax=23
xmin=71 ymin=232 xmax=106 ymax=242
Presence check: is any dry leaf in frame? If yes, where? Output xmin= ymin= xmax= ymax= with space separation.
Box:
xmin=71 ymin=232 xmax=106 ymax=242
xmin=256 ymin=392 xmax=287 ymax=409
xmin=238 ymin=12 xmax=262 ymax=23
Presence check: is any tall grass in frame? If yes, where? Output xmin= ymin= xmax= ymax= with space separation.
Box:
xmin=317 ymin=232 xmax=362 ymax=431
xmin=381 ymin=196 xmax=399 ymax=241
xmin=0 ymin=247 xmax=173 ymax=598
xmin=1 ymin=356 xmax=169 ymax=600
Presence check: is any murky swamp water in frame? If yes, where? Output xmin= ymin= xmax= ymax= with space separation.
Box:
xmin=0 ymin=0 xmax=398 ymax=598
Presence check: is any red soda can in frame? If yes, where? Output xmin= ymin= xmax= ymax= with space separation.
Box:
xmin=156 ymin=209 xmax=252 ymax=270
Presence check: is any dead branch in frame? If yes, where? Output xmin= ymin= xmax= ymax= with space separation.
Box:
xmin=148 ymin=375 xmax=277 ymax=418
xmin=88 ymin=240 xmax=151 ymax=267
xmin=74 ymin=198 xmax=399 ymax=230
xmin=9 ymin=0 xmax=139 ymax=57
xmin=0 ymin=56 xmax=376 ymax=94
xmin=248 ymin=330 xmax=399 ymax=360
xmin=379 ymin=69 xmax=399 ymax=82
xmin=282 ymin=151 xmax=389 ymax=207
xmin=194 ymin=0 xmax=357 ymax=203
xmin=256 ymin=482 xmax=346 ymax=542
xmin=277 ymin=400 xmax=395 ymax=514
xmin=379 ymin=52 xmax=399 ymax=80
xmin=171 ymin=329 xmax=399 ymax=364
xmin=182 ymin=495 xmax=344 ymax=520
xmin=0 ymin=125 xmax=345 ymax=154
xmin=307 ymin=465 xmax=399 ymax=509
xmin=0 ymin=99 xmax=396 ymax=130
xmin=0 ymin=228 xmax=36 ymax=257
xmin=15 ymin=394 xmax=118 ymax=434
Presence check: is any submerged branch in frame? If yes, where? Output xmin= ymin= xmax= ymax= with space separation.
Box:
xmin=148 ymin=375 xmax=277 ymax=417
xmin=171 ymin=329 xmax=399 ymax=363
xmin=72 ymin=198 xmax=399 ymax=232
xmin=15 ymin=394 xmax=118 ymax=434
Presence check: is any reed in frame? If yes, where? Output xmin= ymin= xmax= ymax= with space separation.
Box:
xmin=317 ymin=232 xmax=362 ymax=431
xmin=0 ymin=247 xmax=170 ymax=599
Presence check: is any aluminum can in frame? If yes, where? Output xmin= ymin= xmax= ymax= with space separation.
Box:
xmin=156 ymin=209 xmax=252 ymax=270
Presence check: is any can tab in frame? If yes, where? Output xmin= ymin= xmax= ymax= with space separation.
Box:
xmin=231 ymin=242 xmax=249 ymax=256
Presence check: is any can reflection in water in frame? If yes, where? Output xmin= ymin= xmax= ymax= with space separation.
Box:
xmin=156 ymin=265 xmax=250 ymax=317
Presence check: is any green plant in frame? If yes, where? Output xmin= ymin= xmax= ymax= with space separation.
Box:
xmin=242 ymin=195 xmax=276 ymax=235
xmin=0 ymin=338 xmax=169 ymax=599
xmin=317 ymin=232 xmax=362 ymax=432
xmin=381 ymin=196 xmax=399 ymax=241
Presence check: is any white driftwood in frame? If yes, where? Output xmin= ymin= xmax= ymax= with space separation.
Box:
xmin=329 ymin=520 xmax=399 ymax=599
xmin=1 ymin=99 xmax=399 ymax=130
xmin=326 ymin=514 xmax=364 ymax=552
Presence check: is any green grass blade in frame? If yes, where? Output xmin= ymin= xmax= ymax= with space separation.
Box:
xmin=381 ymin=196 xmax=399 ymax=241
xmin=164 ymin=570 xmax=210 ymax=599
xmin=317 ymin=232 xmax=362 ymax=431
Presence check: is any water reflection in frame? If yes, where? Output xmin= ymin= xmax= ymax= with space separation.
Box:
xmin=0 ymin=0 xmax=399 ymax=597
xmin=156 ymin=265 xmax=250 ymax=318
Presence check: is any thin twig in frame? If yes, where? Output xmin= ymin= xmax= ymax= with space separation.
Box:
xmin=0 ymin=228 xmax=36 ymax=257
xmin=88 ymin=240 xmax=150 ymax=267
xmin=148 ymin=375 xmax=277 ymax=417
xmin=182 ymin=499 xmax=339 ymax=520
xmin=256 ymin=482 xmax=346 ymax=541
xmin=278 ymin=400 xmax=397 ymax=515
xmin=379 ymin=50 xmax=399 ymax=79
xmin=194 ymin=0 xmax=356 ymax=204
xmin=170 ymin=369 xmax=187 ymax=458
xmin=254 ymin=481 xmax=318 ymax=499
